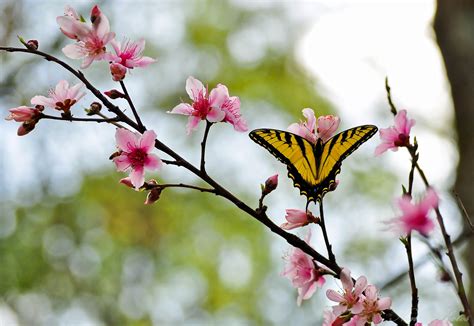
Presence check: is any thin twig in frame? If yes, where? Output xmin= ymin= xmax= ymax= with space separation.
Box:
xmin=95 ymin=112 xmax=125 ymax=128
xmin=120 ymin=80 xmax=145 ymax=130
xmin=319 ymin=200 xmax=336 ymax=263
xmin=40 ymin=113 xmax=119 ymax=123
xmin=385 ymin=77 xmax=398 ymax=116
xmin=405 ymin=146 xmax=419 ymax=325
xmin=380 ymin=230 xmax=472 ymax=290
xmin=404 ymin=235 xmax=418 ymax=326
xmin=157 ymin=183 xmax=216 ymax=194
xmin=453 ymin=191 xmax=474 ymax=232
xmin=200 ymin=121 xmax=212 ymax=174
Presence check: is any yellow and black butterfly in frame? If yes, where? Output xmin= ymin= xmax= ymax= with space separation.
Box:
xmin=249 ymin=125 xmax=378 ymax=203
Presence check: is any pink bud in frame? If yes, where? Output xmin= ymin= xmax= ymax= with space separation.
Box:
xmin=5 ymin=106 xmax=40 ymax=122
xmin=17 ymin=121 xmax=36 ymax=136
xmin=263 ymin=174 xmax=278 ymax=195
xmin=110 ymin=63 xmax=127 ymax=81
xmin=90 ymin=5 xmax=101 ymax=24
xmin=104 ymin=89 xmax=125 ymax=99
xmin=317 ymin=115 xmax=340 ymax=142
xmin=280 ymin=209 xmax=316 ymax=230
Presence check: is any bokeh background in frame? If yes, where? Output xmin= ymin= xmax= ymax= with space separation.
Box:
xmin=1 ymin=0 xmax=472 ymax=325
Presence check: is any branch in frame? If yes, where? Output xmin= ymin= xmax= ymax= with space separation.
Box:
xmin=319 ymin=200 xmax=336 ymax=263
xmin=154 ymin=183 xmax=216 ymax=194
xmin=0 ymin=46 xmax=142 ymax=132
xmin=120 ymin=80 xmax=145 ymax=130
xmin=200 ymin=121 xmax=212 ymax=174
xmin=40 ymin=113 xmax=119 ymax=123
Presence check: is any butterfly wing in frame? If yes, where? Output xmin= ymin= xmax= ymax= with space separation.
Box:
xmin=313 ymin=125 xmax=378 ymax=200
xmin=249 ymin=129 xmax=319 ymax=199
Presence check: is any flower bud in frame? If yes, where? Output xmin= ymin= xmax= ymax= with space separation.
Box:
xmin=119 ymin=177 xmax=134 ymax=188
xmin=17 ymin=121 xmax=36 ymax=136
xmin=110 ymin=63 xmax=127 ymax=81
xmin=86 ymin=102 xmax=102 ymax=116
xmin=104 ymin=89 xmax=125 ymax=99
xmin=262 ymin=174 xmax=278 ymax=195
xmin=26 ymin=39 xmax=39 ymax=50
xmin=145 ymin=187 xmax=162 ymax=205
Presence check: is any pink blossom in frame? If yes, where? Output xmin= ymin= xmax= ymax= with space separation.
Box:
xmin=215 ymin=84 xmax=248 ymax=132
xmin=58 ymin=5 xmax=115 ymax=68
xmin=110 ymin=62 xmax=127 ymax=81
xmin=356 ymin=285 xmax=392 ymax=325
xmin=288 ymin=108 xmax=340 ymax=144
xmin=5 ymin=106 xmax=40 ymax=122
xmin=168 ymin=76 xmax=226 ymax=134
xmin=282 ymin=231 xmax=326 ymax=305
xmin=112 ymin=129 xmax=162 ymax=189
xmin=31 ymin=80 xmax=85 ymax=113
xmin=5 ymin=106 xmax=42 ymax=136
xmin=323 ymin=310 xmax=345 ymax=326
xmin=391 ymin=188 xmax=439 ymax=236
xmin=106 ymin=39 xmax=155 ymax=72
xmin=375 ymin=109 xmax=415 ymax=156
xmin=280 ymin=209 xmax=316 ymax=230
xmin=326 ymin=268 xmax=367 ymax=315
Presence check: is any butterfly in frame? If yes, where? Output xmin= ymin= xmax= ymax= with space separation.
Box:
xmin=249 ymin=125 xmax=378 ymax=203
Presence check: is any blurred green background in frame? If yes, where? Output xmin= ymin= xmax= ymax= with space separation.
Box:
xmin=0 ymin=0 xmax=470 ymax=325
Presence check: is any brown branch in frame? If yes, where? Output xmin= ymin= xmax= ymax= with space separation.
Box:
xmin=0 ymin=46 xmax=142 ymax=132
xmin=40 ymin=113 xmax=119 ymax=123
xmin=120 ymin=80 xmax=145 ymax=130
xmin=2 ymin=46 xmax=407 ymax=325
xmin=200 ymin=121 xmax=212 ymax=174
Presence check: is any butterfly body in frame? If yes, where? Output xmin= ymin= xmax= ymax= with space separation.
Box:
xmin=249 ymin=125 xmax=378 ymax=202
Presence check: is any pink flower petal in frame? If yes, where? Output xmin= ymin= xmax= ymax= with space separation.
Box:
xmin=139 ymin=130 xmax=157 ymax=152
xmin=374 ymin=142 xmax=396 ymax=156
xmin=420 ymin=188 xmax=439 ymax=213
xmin=62 ymin=43 xmax=86 ymax=59
xmin=116 ymin=128 xmax=139 ymax=152
xmin=168 ymin=103 xmax=193 ymax=116
xmin=186 ymin=76 xmax=205 ymax=101
xmin=31 ymin=95 xmax=55 ymax=108
xmin=340 ymin=268 xmax=354 ymax=292
xmin=144 ymin=154 xmax=162 ymax=171
xmin=326 ymin=289 xmax=345 ymax=303
xmin=129 ymin=166 xmax=145 ymax=189
xmin=206 ymin=107 xmax=225 ymax=122
xmin=302 ymin=108 xmax=316 ymax=133
xmin=186 ymin=116 xmax=201 ymax=134
xmin=377 ymin=296 xmax=392 ymax=310
xmin=113 ymin=154 xmax=131 ymax=171
xmin=209 ymin=84 xmax=229 ymax=108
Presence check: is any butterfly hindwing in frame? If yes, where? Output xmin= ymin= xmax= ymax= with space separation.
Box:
xmin=249 ymin=125 xmax=378 ymax=202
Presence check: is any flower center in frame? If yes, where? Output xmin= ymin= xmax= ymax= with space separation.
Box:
xmin=394 ymin=133 xmax=409 ymax=147
xmin=55 ymin=99 xmax=77 ymax=112
xmin=127 ymin=148 xmax=147 ymax=168
xmin=192 ymin=96 xmax=211 ymax=119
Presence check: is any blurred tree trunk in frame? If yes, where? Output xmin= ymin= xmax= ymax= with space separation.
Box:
xmin=434 ymin=0 xmax=474 ymax=310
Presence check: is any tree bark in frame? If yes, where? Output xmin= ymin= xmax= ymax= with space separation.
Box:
xmin=434 ymin=0 xmax=474 ymax=311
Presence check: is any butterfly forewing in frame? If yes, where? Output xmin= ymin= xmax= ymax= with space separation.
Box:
xmin=317 ymin=125 xmax=378 ymax=183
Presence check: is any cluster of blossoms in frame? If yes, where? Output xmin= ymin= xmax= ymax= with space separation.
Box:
xmin=168 ymin=76 xmax=248 ymax=134
xmin=323 ymin=269 xmax=391 ymax=325
xmin=57 ymin=5 xmax=155 ymax=79
xmin=6 ymin=80 xmax=85 ymax=135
